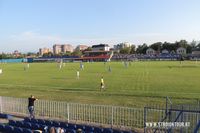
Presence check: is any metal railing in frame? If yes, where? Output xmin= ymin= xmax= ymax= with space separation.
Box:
xmin=144 ymin=105 xmax=200 ymax=133
xmin=0 ymin=96 xmax=144 ymax=129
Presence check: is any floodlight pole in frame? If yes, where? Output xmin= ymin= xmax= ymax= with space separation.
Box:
xmin=166 ymin=96 xmax=172 ymax=121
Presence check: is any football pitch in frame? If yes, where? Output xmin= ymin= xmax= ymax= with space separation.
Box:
xmin=0 ymin=61 xmax=200 ymax=107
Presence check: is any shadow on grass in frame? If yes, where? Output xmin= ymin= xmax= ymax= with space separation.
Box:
xmin=51 ymin=77 xmax=67 ymax=80
xmin=168 ymin=65 xmax=199 ymax=68
xmin=59 ymin=88 xmax=96 ymax=92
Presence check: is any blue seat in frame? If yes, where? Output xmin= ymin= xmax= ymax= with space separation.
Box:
xmin=53 ymin=121 xmax=60 ymax=127
xmin=13 ymin=127 xmax=23 ymax=133
xmin=102 ymin=128 xmax=113 ymax=133
xmin=24 ymin=117 xmax=31 ymax=122
xmin=113 ymin=129 xmax=122 ymax=133
xmin=0 ymin=124 xmax=5 ymax=132
xmin=23 ymin=128 xmax=32 ymax=133
xmin=37 ymin=119 xmax=45 ymax=125
xmin=76 ymin=124 xmax=84 ymax=130
xmin=45 ymin=120 xmax=53 ymax=126
xmin=65 ymin=128 xmax=76 ymax=133
xmin=16 ymin=121 xmax=24 ymax=127
xmin=24 ymin=122 xmax=32 ymax=129
xmin=9 ymin=119 xmax=16 ymax=126
xmin=0 ymin=113 xmax=6 ymax=118
xmin=60 ymin=122 xmax=68 ymax=128
xmin=67 ymin=123 xmax=76 ymax=130
xmin=93 ymin=127 xmax=102 ymax=133
xmin=31 ymin=118 xmax=38 ymax=124
xmin=32 ymin=123 xmax=40 ymax=130
xmin=5 ymin=125 xmax=14 ymax=133
xmin=84 ymin=125 xmax=94 ymax=132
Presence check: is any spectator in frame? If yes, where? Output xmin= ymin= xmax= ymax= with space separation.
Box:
xmin=77 ymin=128 xmax=83 ymax=133
xmin=49 ymin=127 xmax=56 ymax=133
xmin=28 ymin=95 xmax=38 ymax=118
xmin=55 ymin=127 xmax=65 ymax=133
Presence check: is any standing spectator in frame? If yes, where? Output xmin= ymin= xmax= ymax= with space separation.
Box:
xmin=28 ymin=95 xmax=38 ymax=118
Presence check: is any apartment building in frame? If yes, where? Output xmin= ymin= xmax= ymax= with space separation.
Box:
xmin=53 ymin=44 xmax=73 ymax=54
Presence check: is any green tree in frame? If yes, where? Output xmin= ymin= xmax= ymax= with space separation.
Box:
xmin=84 ymin=47 xmax=92 ymax=51
xmin=64 ymin=51 xmax=71 ymax=56
xmin=130 ymin=45 xmax=136 ymax=54
xmin=43 ymin=52 xmax=53 ymax=57
xmin=119 ymin=47 xmax=131 ymax=54
xmin=190 ymin=40 xmax=197 ymax=48
xmin=72 ymin=50 xmax=82 ymax=56
xmin=196 ymin=43 xmax=200 ymax=49
xmin=136 ymin=43 xmax=148 ymax=54
xmin=150 ymin=42 xmax=162 ymax=52
xmin=162 ymin=42 xmax=175 ymax=51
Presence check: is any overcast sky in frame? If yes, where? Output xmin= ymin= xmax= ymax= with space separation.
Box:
xmin=1 ymin=0 xmax=200 ymax=52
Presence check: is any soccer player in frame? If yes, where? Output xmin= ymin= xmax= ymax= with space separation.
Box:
xmin=100 ymin=76 xmax=105 ymax=91
xmin=77 ymin=71 xmax=80 ymax=79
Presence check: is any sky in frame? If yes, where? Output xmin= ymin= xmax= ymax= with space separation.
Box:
xmin=0 ymin=0 xmax=200 ymax=52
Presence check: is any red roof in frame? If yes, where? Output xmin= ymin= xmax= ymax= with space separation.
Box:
xmin=78 ymin=55 xmax=110 ymax=59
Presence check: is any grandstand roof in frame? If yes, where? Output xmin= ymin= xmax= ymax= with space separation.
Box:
xmin=92 ymin=44 xmax=109 ymax=48
xmin=84 ymin=50 xmax=110 ymax=53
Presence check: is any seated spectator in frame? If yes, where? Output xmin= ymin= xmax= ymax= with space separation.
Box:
xmin=33 ymin=130 xmax=42 ymax=133
xmin=55 ymin=127 xmax=65 ymax=133
xmin=77 ymin=128 xmax=83 ymax=133
xmin=49 ymin=127 xmax=56 ymax=133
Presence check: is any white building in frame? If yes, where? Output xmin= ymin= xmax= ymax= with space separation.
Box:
xmin=192 ymin=49 xmax=200 ymax=55
xmin=146 ymin=48 xmax=156 ymax=55
xmin=176 ymin=47 xmax=186 ymax=55
xmin=161 ymin=49 xmax=169 ymax=54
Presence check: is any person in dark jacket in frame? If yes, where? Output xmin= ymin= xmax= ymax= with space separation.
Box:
xmin=28 ymin=95 xmax=38 ymax=118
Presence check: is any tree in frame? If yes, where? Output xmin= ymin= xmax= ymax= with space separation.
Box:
xmin=72 ymin=50 xmax=82 ymax=56
xmin=119 ymin=47 xmax=131 ymax=54
xmin=190 ymin=40 xmax=197 ymax=48
xmin=150 ymin=42 xmax=162 ymax=52
xmin=186 ymin=45 xmax=192 ymax=53
xmin=136 ymin=43 xmax=148 ymax=54
xmin=130 ymin=45 xmax=136 ymax=54
xmin=64 ymin=51 xmax=71 ymax=56
xmin=196 ymin=43 xmax=200 ymax=49
xmin=162 ymin=42 xmax=175 ymax=51
xmin=84 ymin=47 xmax=92 ymax=51
xmin=178 ymin=40 xmax=188 ymax=48
xmin=43 ymin=52 xmax=53 ymax=58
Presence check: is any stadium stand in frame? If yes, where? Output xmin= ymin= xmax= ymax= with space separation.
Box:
xmin=111 ymin=53 xmax=181 ymax=61
xmin=0 ymin=117 xmax=133 ymax=133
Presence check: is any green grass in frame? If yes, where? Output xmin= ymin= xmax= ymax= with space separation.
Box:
xmin=0 ymin=61 xmax=200 ymax=107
